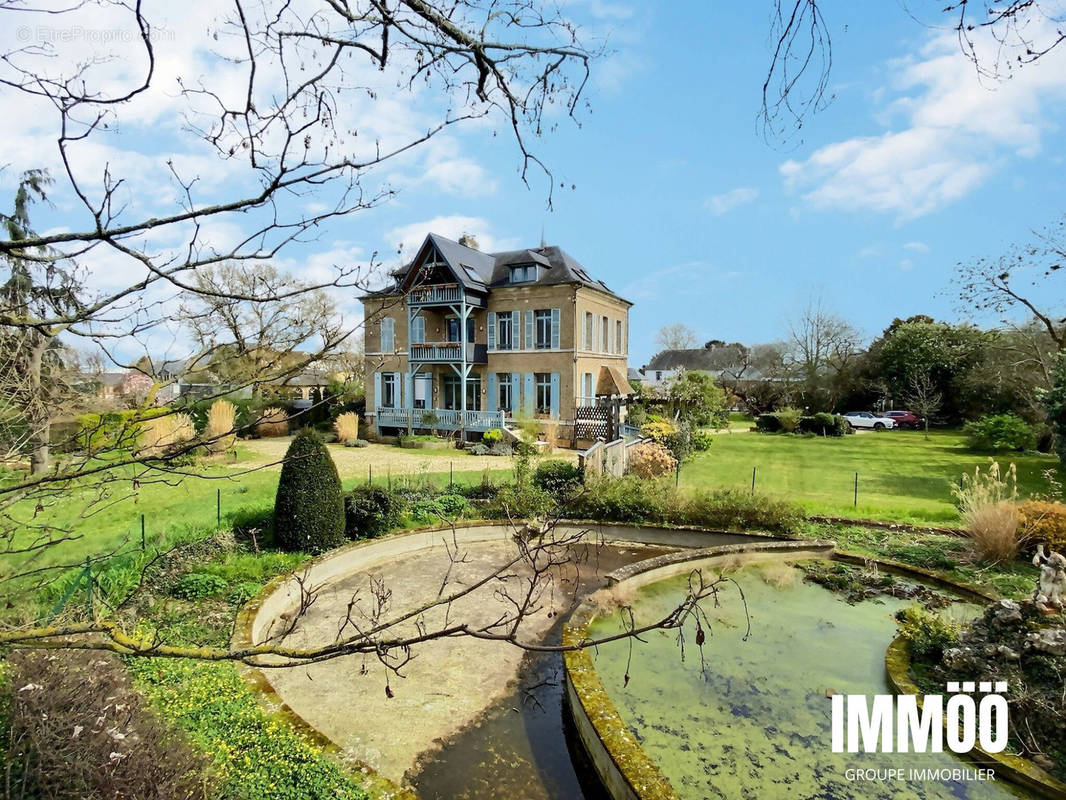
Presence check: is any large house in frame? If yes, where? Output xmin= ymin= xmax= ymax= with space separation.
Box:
xmin=361 ymin=233 xmax=633 ymax=443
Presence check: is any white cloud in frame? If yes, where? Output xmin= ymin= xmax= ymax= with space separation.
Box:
xmin=705 ymin=186 xmax=759 ymax=216
xmin=385 ymin=216 xmax=517 ymax=259
xmin=780 ymin=26 xmax=1066 ymax=220
xmin=904 ymin=241 xmax=930 ymax=253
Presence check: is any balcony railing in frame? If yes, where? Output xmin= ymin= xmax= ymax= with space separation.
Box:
xmin=408 ymin=284 xmax=462 ymax=305
xmin=375 ymin=407 xmax=505 ymax=432
xmin=409 ymin=342 xmax=487 ymax=364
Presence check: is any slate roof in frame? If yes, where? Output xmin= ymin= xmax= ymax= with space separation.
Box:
xmin=368 ymin=233 xmax=626 ymax=302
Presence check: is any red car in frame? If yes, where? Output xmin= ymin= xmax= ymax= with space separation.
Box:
xmin=884 ymin=410 xmax=924 ymax=430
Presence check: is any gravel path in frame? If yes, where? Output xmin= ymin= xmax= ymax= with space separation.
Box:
xmin=237 ymin=437 xmax=577 ymax=480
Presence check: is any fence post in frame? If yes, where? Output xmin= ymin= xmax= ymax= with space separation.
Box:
xmin=854 ymin=472 xmax=858 ymax=508
xmin=751 ymin=466 xmax=757 ymax=495
xmin=141 ymin=513 xmax=146 ymax=551
xmin=84 ymin=556 xmax=93 ymax=619
xmin=450 ymin=462 xmax=453 ymax=490
xmin=675 ymin=461 xmax=681 ymax=488
xmin=387 ymin=466 xmax=391 ymax=490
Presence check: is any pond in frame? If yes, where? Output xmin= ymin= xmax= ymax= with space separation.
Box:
xmin=587 ymin=562 xmax=1030 ymax=799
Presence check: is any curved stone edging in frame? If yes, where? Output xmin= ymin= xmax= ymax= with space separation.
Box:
xmin=562 ymin=539 xmax=837 ymax=800
xmin=885 ymin=637 xmax=1066 ymax=800
xmin=231 ymin=519 xmax=777 ymax=798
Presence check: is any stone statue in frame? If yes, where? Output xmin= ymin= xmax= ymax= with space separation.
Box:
xmin=1032 ymin=544 xmax=1066 ymax=613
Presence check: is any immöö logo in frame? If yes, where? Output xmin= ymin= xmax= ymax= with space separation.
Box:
xmin=831 ymin=682 xmax=1009 ymax=754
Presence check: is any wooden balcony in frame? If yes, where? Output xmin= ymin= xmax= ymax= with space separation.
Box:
xmin=409 ymin=342 xmax=487 ymax=364
xmin=375 ymin=408 xmax=505 ymax=432
xmin=406 ymin=284 xmax=485 ymax=308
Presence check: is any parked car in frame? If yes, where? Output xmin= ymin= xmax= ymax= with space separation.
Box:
xmin=842 ymin=411 xmax=896 ymax=431
xmin=883 ymin=410 xmax=924 ymax=430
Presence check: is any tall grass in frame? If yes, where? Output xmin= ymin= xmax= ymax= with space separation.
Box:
xmin=334 ymin=412 xmax=360 ymax=443
xmin=254 ymin=407 xmax=288 ymax=438
xmin=138 ymin=413 xmax=195 ymax=457
xmin=204 ymin=400 xmax=236 ymax=454
xmin=953 ymin=460 xmax=1021 ymax=564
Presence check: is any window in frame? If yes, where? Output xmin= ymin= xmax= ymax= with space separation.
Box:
xmin=497 ymin=373 xmax=513 ymax=411
xmin=413 ymin=373 xmax=430 ymax=409
xmin=411 ymin=315 xmax=425 ymax=344
xmin=442 ymin=375 xmax=481 ymax=410
xmin=497 ymin=313 xmax=513 ymax=350
xmin=601 ymin=316 xmax=610 ymax=353
xmin=446 ymin=316 xmax=476 ymax=343
xmin=380 ymin=317 xmax=395 ymax=352
xmin=381 ymin=373 xmax=397 ymax=408
xmin=535 ymin=372 xmax=552 ymax=414
xmin=582 ymin=372 xmax=594 ymax=404
xmin=584 ymin=312 xmax=593 ymax=350
xmin=510 ymin=264 xmax=537 ymax=283
xmin=616 ymin=320 xmax=623 ymax=354
xmin=534 ymin=309 xmax=552 ymax=349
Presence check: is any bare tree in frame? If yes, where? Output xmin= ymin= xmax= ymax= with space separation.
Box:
xmin=654 ymin=323 xmax=699 ymax=352
xmin=904 ymin=371 xmax=942 ymax=439
xmin=786 ymin=298 xmax=862 ymax=409
xmin=0 ymin=0 xmax=598 ymax=619
xmin=761 ymin=1 xmax=1066 ymax=141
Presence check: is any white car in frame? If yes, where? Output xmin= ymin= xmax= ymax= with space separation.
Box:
xmin=842 ymin=411 xmax=896 ymax=431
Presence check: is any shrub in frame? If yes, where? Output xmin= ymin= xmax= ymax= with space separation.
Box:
xmin=755 ymin=408 xmax=803 ymax=434
xmin=204 ymin=399 xmax=237 ymax=454
xmin=1017 ymin=500 xmax=1066 ymax=551
xmin=408 ymin=493 xmax=469 ymax=522
xmin=639 ymin=419 xmax=678 ymax=445
xmin=672 ymin=489 xmax=803 ymax=534
xmin=483 ymin=428 xmax=504 ymax=446
xmin=344 ymin=438 xmax=370 ymax=448
xmin=896 ymin=605 xmax=960 ymax=662
xmin=274 ymin=430 xmax=345 ymax=552
xmin=255 ymin=406 xmax=289 ymax=438
xmin=628 ymin=441 xmax=678 ymax=479
xmin=138 ymin=412 xmax=196 ymax=457
xmin=798 ymin=412 xmax=848 ymax=437
xmin=964 ymin=414 xmax=1036 ymax=452
xmin=171 ymin=571 xmax=230 ymax=600
xmin=4 ymin=651 xmax=208 ymax=799
xmin=690 ymin=429 xmax=714 ymax=451
xmin=226 ymin=581 xmax=263 ymax=605
xmin=334 ymin=411 xmax=360 ymax=444
xmin=344 ymin=485 xmax=404 ymax=539
xmin=567 ymin=474 xmax=673 ymax=523
xmin=532 ymin=459 xmax=583 ymax=496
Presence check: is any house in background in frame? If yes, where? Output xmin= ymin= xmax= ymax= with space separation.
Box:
xmin=361 ymin=233 xmax=633 ymax=443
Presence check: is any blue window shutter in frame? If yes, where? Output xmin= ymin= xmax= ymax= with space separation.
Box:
xmin=487 ymin=311 xmax=496 ymax=350
xmin=524 ymin=310 xmax=534 ymax=350
xmin=373 ymin=372 xmax=381 ymax=411
xmin=411 ymin=316 xmax=424 ymax=344
xmin=394 ymin=373 xmax=402 ymax=406
xmin=404 ymin=372 xmax=413 ymax=409
xmin=511 ymin=372 xmax=520 ymax=412
xmin=551 ymin=308 xmax=560 ymax=349
xmin=381 ymin=317 xmax=394 ymax=352
xmin=511 ymin=311 xmax=519 ymax=350
xmin=550 ymin=373 xmax=560 ymax=418
xmin=487 ymin=373 xmax=497 ymax=412
xmin=523 ymin=372 xmax=535 ymax=415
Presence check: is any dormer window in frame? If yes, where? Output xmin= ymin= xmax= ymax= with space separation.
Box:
xmin=509 ymin=264 xmax=539 ymax=283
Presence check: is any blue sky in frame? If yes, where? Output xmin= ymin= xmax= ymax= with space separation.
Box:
xmin=4 ymin=1 xmax=1066 ymax=367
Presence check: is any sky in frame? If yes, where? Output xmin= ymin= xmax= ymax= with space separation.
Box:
xmin=3 ymin=0 xmax=1066 ymax=368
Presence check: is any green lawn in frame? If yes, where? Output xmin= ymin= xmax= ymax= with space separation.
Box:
xmin=679 ymin=429 xmax=1057 ymax=524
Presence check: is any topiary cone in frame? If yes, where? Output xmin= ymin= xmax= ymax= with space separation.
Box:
xmin=273 ymin=430 xmax=345 ymax=553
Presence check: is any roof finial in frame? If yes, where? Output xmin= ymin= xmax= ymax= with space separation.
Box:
xmin=539 ymin=223 xmax=546 ymax=250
